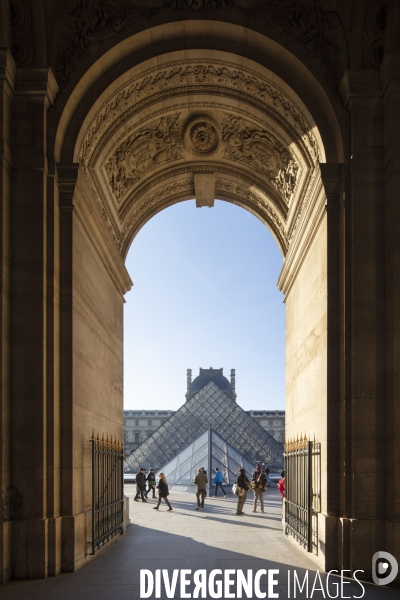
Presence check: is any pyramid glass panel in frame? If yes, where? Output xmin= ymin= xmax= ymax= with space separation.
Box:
xmin=125 ymin=381 xmax=283 ymax=474
xmin=153 ymin=429 xmax=257 ymax=493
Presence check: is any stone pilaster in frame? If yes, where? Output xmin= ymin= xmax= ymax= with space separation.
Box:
xmin=381 ymin=49 xmax=400 ymax=567
xmin=57 ymin=163 xmax=78 ymax=573
xmin=10 ymin=67 xmax=59 ymax=579
xmin=0 ymin=48 xmax=15 ymax=584
xmin=339 ymin=70 xmax=386 ymax=577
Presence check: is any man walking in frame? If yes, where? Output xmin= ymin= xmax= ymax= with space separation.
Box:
xmin=134 ymin=467 xmax=147 ymax=502
xmin=146 ymin=468 xmax=156 ymax=498
xmin=194 ymin=468 xmax=208 ymax=510
xmin=252 ymin=465 xmax=267 ymax=513
xmin=214 ymin=467 xmax=227 ymax=498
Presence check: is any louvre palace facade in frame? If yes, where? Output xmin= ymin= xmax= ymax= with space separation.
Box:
xmin=0 ymin=0 xmax=400 ymax=587
xmin=123 ymin=368 xmax=285 ymax=454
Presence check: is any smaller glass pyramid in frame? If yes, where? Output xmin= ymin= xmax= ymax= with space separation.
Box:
xmin=158 ymin=428 xmax=255 ymax=494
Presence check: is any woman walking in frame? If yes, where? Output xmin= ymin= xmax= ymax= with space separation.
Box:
xmin=153 ymin=473 xmax=173 ymax=511
xmin=236 ymin=468 xmax=250 ymax=516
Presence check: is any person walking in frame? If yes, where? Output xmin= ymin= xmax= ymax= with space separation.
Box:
xmin=236 ymin=468 xmax=250 ymax=516
xmin=146 ymin=468 xmax=156 ymax=498
xmin=213 ymin=467 xmax=227 ymax=498
xmin=194 ymin=468 xmax=208 ymax=510
xmin=201 ymin=467 xmax=208 ymax=497
xmin=153 ymin=473 xmax=173 ymax=511
xmin=134 ymin=468 xmax=147 ymax=502
xmin=251 ymin=465 xmax=267 ymax=513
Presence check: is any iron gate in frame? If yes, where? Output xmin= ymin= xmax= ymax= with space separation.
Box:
xmin=284 ymin=437 xmax=321 ymax=553
xmin=90 ymin=432 xmax=124 ymax=554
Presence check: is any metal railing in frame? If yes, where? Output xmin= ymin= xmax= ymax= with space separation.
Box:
xmin=284 ymin=437 xmax=321 ymax=553
xmin=90 ymin=432 xmax=124 ymax=554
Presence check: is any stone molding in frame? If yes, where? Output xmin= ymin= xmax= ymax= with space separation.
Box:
xmin=74 ymin=175 xmax=132 ymax=295
xmin=277 ymin=167 xmax=326 ymax=297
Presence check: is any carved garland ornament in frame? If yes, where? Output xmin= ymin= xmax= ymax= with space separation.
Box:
xmin=104 ymin=113 xmax=184 ymax=201
xmin=221 ymin=115 xmax=299 ymax=203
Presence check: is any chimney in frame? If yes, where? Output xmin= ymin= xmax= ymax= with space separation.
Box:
xmin=230 ymin=369 xmax=236 ymax=395
xmin=187 ymin=369 xmax=192 ymax=393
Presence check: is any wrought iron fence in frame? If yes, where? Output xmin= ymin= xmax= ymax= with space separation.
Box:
xmin=90 ymin=432 xmax=124 ymax=554
xmin=284 ymin=437 xmax=321 ymax=553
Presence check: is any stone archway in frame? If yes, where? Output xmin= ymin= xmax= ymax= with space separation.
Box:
xmin=3 ymin=3 xmax=399 ymax=586
xmin=55 ymin=36 xmax=339 ymax=575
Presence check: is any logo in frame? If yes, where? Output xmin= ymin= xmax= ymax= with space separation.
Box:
xmin=372 ymin=551 xmax=398 ymax=586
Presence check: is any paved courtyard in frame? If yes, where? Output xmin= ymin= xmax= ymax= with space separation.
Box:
xmin=1 ymin=487 xmax=398 ymax=599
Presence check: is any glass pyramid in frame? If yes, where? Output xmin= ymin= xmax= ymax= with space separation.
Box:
xmin=125 ymin=381 xmax=283 ymax=473
xmin=158 ymin=428 xmax=256 ymax=493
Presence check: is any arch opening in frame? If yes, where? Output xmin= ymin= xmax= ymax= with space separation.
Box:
xmin=59 ymin=23 xmax=337 ymax=576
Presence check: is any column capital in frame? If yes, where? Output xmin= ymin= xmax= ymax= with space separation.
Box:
xmin=15 ymin=68 xmax=59 ymax=107
xmin=57 ymin=162 xmax=79 ymax=208
xmin=319 ymin=163 xmax=343 ymax=197
xmin=339 ymin=69 xmax=382 ymax=108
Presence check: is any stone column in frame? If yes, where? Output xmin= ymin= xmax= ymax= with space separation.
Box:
xmin=0 ymin=49 xmax=15 ymax=584
xmin=10 ymin=67 xmax=59 ymax=579
xmin=381 ymin=0 xmax=400 ymax=566
xmin=339 ymin=70 xmax=386 ymax=576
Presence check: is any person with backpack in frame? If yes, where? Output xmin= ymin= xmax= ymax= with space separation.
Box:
xmin=213 ymin=467 xmax=227 ymax=498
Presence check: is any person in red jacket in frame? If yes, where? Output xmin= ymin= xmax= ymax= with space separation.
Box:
xmin=278 ymin=476 xmax=285 ymax=498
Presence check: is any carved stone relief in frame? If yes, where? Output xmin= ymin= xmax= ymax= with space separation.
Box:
xmin=363 ymin=0 xmax=387 ymax=69
xmin=183 ymin=114 xmax=220 ymax=156
xmin=53 ymin=1 xmax=344 ymax=86
xmin=79 ymin=59 xmax=320 ymax=169
xmin=103 ymin=113 xmax=184 ymax=201
xmin=10 ymin=0 xmax=35 ymax=67
xmin=101 ymin=110 xmax=299 ymax=206
xmin=221 ymin=115 xmax=299 ymax=203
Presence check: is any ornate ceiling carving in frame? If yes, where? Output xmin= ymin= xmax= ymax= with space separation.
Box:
xmin=53 ymin=0 xmax=345 ymax=86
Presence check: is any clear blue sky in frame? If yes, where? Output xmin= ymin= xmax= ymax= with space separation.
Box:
xmin=123 ymin=199 xmax=285 ymax=412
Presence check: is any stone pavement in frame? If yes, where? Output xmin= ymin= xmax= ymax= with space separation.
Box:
xmin=1 ymin=488 xmax=399 ymax=599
